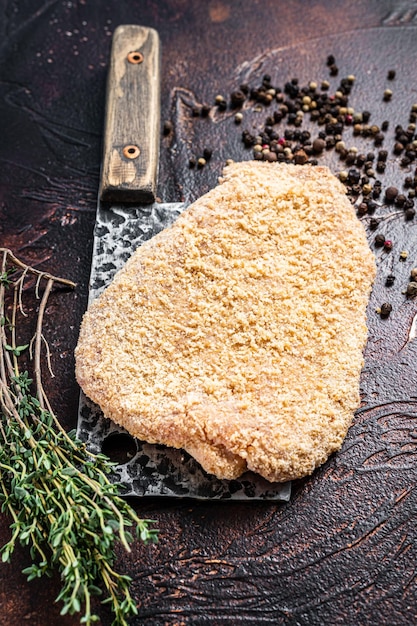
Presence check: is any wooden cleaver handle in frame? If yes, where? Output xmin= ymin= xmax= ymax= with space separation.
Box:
xmin=100 ymin=24 xmax=160 ymax=204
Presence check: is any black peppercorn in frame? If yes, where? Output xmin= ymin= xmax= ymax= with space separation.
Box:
xmin=385 ymin=274 xmax=396 ymax=286
xmin=387 ymin=69 xmax=396 ymax=80
xmin=230 ymin=90 xmax=246 ymax=108
xmin=395 ymin=194 xmax=406 ymax=207
xmin=242 ymin=131 xmax=255 ymax=147
xmin=405 ymin=208 xmax=416 ymax=220
xmin=313 ymin=137 xmax=326 ymax=154
xmin=374 ymin=233 xmax=386 ymax=247
xmin=163 ymin=120 xmax=173 ymax=135
xmin=369 ymin=217 xmax=379 ymax=230
xmin=203 ymin=148 xmax=213 ymax=161
xmin=385 ymin=186 xmax=399 ymax=202
xmin=380 ymin=302 xmax=393 ymax=318
xmin=348 ymin=168 xmax=361 ymax=184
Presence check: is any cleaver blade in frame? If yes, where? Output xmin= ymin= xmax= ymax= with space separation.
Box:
xmin=77 ymin=24 xmax=291 ymax=502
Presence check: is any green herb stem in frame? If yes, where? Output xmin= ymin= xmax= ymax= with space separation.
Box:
xmin=0 ymin=248 xmax=158 ymax=625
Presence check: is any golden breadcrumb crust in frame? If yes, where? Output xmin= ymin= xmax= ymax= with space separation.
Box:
xmin=75 ymin=162 xmax=376 ymax=482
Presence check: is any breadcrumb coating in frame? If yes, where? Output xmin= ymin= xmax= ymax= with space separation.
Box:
xmin=75 ymin=162 xmax=376 ymax=482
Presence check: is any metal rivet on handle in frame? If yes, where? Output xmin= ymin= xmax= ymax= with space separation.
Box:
xmin=123 ymin=145 xmax=140 ymax=159
xmin=127 ymin=51 xmax=144 ymax=64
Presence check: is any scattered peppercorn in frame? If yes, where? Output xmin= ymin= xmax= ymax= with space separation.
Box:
xmin=385 ymin=274 xmax=396 ymax=286
xmin=380 ymin=302 xmax=393 ymax=317
xmin=411 ymin=268 xmax=417 ymax=280
xmin=230 ymin=90 xmax=246 ymax=108
xmin=399 ymin=250 xmax=408 ymax=260
xmin=383 ymin=89 xmax=393 ymax=101
xmin=348 ymin=168 xmax=360 ymax=184
xmin=375 ymin=233 xmax=386 ymax=247
xmin=312 ymin=137 xmax=326 ymax=153
xmin=203 ymin=148 xmax=213 ymax=161
xmin=197 ymin=157 xmax=206 ymax=168
xmin=384 ymin=239 xmax=393 ymax=251
xmin=387 ymin=69 xmax=396 ymax=80
xmin=215 ymin=95 xmax=227 ymax=110
xmin=385 ymin=186 xmax=399 ymax=202
xmin=406 ymin=282 xmax=417 ymax=297
xmin=163 ymin=120 xmax=173 ymax=135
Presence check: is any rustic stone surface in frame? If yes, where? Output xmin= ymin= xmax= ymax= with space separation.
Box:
xmin=1 ymin=1 xmax=417 ymax=624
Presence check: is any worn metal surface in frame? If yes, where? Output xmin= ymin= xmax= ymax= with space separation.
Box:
xmin=78 ymin=198 xmax=291 ymax=501
xmin=2 ymin=1 xmax=417 ymax=624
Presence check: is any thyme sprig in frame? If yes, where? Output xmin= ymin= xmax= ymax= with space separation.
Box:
xmin=0 ymin=248 xmax=158 ymax=625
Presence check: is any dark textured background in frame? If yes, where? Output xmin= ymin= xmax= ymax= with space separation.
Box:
xmin=2 ymin=1 xmax=417 ymax=624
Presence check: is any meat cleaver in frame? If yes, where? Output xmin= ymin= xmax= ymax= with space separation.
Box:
xmin=77 ymin=24 xmax=291 ymax=501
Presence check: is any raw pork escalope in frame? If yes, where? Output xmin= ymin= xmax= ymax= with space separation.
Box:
xmin=75 ymin=162 xmax=376 ymax=482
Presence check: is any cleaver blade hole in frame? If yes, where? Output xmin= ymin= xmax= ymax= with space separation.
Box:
xmin=101 ymin=433 xmax=137 ymax=464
